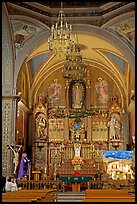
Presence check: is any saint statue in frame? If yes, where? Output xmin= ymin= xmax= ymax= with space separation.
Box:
xmin=74 ymin=143 xmax=81 ymax=157
xmin=108 ymin=116 xmax=121 ymax=140
xmin=36 ymin=115 xmax=46 ymax=138
xmin=7 ymin=145 xmax=22 ymax=174
xmin=72 ymin=83 xmax=83 ymax=109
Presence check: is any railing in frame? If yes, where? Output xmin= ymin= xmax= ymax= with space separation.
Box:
xmin=17 ymin=178 xmax=135 ymax=193
xmin=89 ymin=180 xmax=104 ymax=189
xmin=17 ymin=180 xmax=62 ymax=191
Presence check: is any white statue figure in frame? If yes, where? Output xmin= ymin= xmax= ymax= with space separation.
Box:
xmin=8 ymin=145 xmax=22 ymax=174
xmin=114 ymin=118 xmax=121 ymax=140
xmin=36 ymin=115 xmax=46 ymax=138
xmin=108 ymin=117 xmax=116 ymax=140
xmin=72 ymin=83 xmax=83 ymax=109
xmin=48 ymin=79 xmax=61 ymax=101
xmin=108 ymin=116 xmax=121 ymax=140
xmin=74 ymin=143 xmax=81 ymax=157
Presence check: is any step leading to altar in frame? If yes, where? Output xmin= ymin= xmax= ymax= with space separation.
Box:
xmin=57 ymin=191 xmax=85 ymax=202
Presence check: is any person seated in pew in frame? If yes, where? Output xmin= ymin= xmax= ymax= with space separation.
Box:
xmin=11 ymin=176 xmax=18 ymax=191
xmin=5 ymin=177 xmax=12 ymax=192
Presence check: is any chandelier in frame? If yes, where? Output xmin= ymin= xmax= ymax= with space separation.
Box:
xmin=48 ymin=2 xmax=75 ymax=56
xmin=62 ymin=44 xmax=86 ymax=79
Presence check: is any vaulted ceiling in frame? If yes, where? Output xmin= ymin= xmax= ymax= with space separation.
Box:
xmin=4 ymin=2 xmax=135 ymax=109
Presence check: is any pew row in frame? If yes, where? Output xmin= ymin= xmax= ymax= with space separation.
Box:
xmin=2 ymin=189 xmax=58 ymax=202
xmin=82 ymin=189 xmax=135 ymax=202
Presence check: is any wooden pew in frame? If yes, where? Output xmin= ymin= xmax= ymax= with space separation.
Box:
xmin=2 ymin=198 xmax=38 ymax=202
xmin=82 ymin=198 xmax=135 ymax=202
xmin=82 ymin=189 xmax=135 ymax=202
xmin=2 ymin=189 xmax=58 ymax=202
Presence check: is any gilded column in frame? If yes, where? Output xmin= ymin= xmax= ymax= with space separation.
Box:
xmin=64 ymin=79 xmax=69 ymax=141
xmin=86 ymin=66 xmax=91 ymax=110
xmin=87 ymin=116 xmax=92 ymax=142
xmin=65 ymin=79 xmax=69 ymax=110
xmin=64 ymin=112 xmax=69 ymax=142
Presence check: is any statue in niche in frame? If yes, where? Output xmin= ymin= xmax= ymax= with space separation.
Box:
xmin=36 ymin=114 xmax=46 ymax=139
xmin=48 ymin=79 xmax=61 ymax=102
xmin=95 ymin=78 xmax=108 ymax=103
xmin=72 ymin=83 xmax=84 ymax=109
xmin=74 ymin=142 xmax=81 ymax=157
xmin=108 ymin=116 xmax=121 ymax=140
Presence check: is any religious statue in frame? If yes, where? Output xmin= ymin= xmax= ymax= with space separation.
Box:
xmin=95 ymin=78 xmax=108 ymax=103
xmin=108 ymin=116 xmax=121 ymax=140
xmin=36 ymin=115 xmax=46 ymax=138
xmin=18 ymin=153 xmax=30 ymax=179
xmin=74 ymin=142 xmax=81 ymax=157
xmin=7 ymin=145 xmax=22 ymax=174
xmin=72 ymin=83 xmax=83 ymax=109
xmin=48 ymin=79 xmax=61 ymax=102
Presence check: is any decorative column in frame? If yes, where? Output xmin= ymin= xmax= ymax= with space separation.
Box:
xmin=64 ymin=79 xmax=69 ymax=142
xmin=2 ymin=3 xmax=17 ymax=177
xmin=86 ymin=66 xmax=91 ymax=110
xmin=86 ymin=116 xmax=92 ymax=142
xmin=2 ymin=95 xmax=20 ymax=177
xmin=64 ymin=114 xmax=69 ymax=142
xmin=65 ymin=79 xmax=69 ymax=110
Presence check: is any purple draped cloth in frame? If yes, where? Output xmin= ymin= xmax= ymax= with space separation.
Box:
xmin=18 ymin=156 xmax=29 ymax=179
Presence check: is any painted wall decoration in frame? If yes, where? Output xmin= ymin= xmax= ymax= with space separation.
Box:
xmin=13 ymin=23 xmax=36 ymax=48
xmin=48 ymin=79 xmax=61 ymax=102
xmin=106 ymin=17 xmax=135 ymax=51
xmin=115 ymin=19 xmax=135 ymax=46
xmin=95 ymin=77 xmax=108 ymax=104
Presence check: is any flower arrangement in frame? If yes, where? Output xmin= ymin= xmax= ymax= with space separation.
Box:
xmin=72 ymin=156 xmax=84 ymax=165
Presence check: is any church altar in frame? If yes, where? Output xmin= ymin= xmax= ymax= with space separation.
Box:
xmin=59 ymin=176 xmax=92 ymax=183
xmin=59 ymin=176 xmax=92 ymax=192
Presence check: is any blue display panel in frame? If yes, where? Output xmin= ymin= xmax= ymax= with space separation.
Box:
xmin=102 ymin=150 xmax=133 ymax=160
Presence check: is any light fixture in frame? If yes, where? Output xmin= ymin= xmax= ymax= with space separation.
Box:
xmin=48 ymin=2 xmax=76 ymax=56
xmin=62 ymin=43 xmax=86 ymax=79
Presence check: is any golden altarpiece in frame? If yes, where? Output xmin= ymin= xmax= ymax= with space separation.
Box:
xmin=32 ymin=67 xmax=124 ymax=180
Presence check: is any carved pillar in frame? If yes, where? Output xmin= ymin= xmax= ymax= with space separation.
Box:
xmin=2 ymin=3 xmax=17 ymax=177
xmin=86 ymin=66 xmax=91 ymax=110
xmin=2 ymin=96 xmax=19 ymax=177
xmin=64 ymin=116 xmax=69 ymax=142
xmin=65 ymin=79 xmax=69 ymax=110
xmin=86 ymin=116 xmax=92 ymax=142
